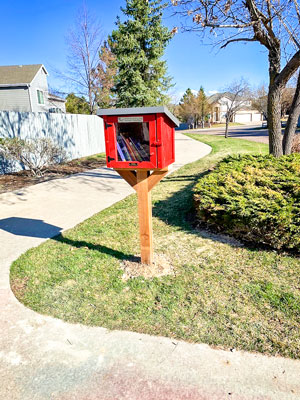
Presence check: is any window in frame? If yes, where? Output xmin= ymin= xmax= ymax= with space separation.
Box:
xmin=115 ymin=122 xmax=150 ymax=162
xmin=37 ymin=90 xmax=44 ymax=105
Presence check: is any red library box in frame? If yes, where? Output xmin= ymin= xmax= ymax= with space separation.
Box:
xmin=97 ymin=106 xmax=179 ymax=170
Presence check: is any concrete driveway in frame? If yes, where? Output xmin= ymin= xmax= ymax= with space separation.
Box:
xmin=1 ymin=133 xmax=300 ymax=400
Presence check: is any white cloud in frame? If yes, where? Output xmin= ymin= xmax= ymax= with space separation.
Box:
xmin=170 ymin=89 xmax=199 ymax=104
xmin=207 ymin=90 xmax=218 ymax=95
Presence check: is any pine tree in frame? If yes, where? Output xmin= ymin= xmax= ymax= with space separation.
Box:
xmin=178 ymin=89 xmax=197 ymax=123
xmin=178 ymin=87 xmax=209 ymax=127
xmin=197 ymin=86 xmax=209 ymax=127
xmin=110 ymin=0 xmax=173 ymax=107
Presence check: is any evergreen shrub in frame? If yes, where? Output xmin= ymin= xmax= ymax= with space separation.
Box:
xmin=194 ymin=154 xmax=300 ymax=252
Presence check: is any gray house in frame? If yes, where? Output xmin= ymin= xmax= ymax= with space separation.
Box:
xmin=0 ymin=64 xmax=66 ymax=113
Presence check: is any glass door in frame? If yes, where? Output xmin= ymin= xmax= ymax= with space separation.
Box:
xmin=106 ymin=115 xmax=157 ymax=169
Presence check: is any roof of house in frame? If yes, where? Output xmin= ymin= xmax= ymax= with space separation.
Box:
xmin=207 ymin=92 xmax=235 ymax=105
xmin=0 ymin=64 xmax=48 ymax=86
xmin=48 ymin=93 xmax=66 ymax=103
xmin=97 ymin=106 xmax=180 ymax=127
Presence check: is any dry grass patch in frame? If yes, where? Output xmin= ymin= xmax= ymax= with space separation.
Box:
xmin=121 ymin=254 xmax=175 ymax=280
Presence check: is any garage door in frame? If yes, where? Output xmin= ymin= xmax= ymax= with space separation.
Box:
xmin=235 ymin=113 xmax=252 ymax=123
xmin=252 ymin=113 xmax=262 ymax=122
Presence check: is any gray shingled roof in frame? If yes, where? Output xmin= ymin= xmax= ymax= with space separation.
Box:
xmin=97 ymin=106 xmax=180 ymax=127
xmin=0 ymin=64 xmax=46 ymax=85
xmin=207 ymin=92 xmax=235 ymax=105
xmin=48 ymin=93 xmax=66 ymax=103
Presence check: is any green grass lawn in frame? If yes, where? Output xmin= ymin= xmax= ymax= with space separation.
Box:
xmin=10 ymin=135 xmax=300 ymax=359
xmin=71 ymin=152 xmax=106 ymax=164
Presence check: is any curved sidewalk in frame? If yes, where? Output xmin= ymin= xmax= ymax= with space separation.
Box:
xmin=0 ymin=134 xmax=299 ymax=400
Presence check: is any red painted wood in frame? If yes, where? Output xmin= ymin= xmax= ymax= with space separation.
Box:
xmin=102 ymin=111 xmax=175 ymax=170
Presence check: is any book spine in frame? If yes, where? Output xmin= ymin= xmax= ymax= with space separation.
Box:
xmin=118 ymin=136 xmax=131 ymax=161
xmin=116 ymin=141 xmax=126 ymax=161
xmin=125 ymin=137 xmax=137 ymax=161
xmin=129 ymin=138 xmax=143 ymax=162
xmin=132 ymin=138 xmax=149 ymax=161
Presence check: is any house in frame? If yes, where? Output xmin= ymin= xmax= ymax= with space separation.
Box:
xmin=208 ymin=92 xmax=263 ymax=124
xmin=0 ymin=64 xmax=66 ymax=113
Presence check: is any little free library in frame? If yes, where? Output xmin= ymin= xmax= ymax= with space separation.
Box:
xmin=98 ymin=106 xmax=180 ymax=265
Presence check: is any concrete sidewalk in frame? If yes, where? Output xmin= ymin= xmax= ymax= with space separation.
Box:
xmin=0 ymin=133 xmax=299 ymax=400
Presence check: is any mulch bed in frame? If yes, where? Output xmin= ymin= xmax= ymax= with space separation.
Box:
xmin=0 ymin=157 xmax=106 ymax=194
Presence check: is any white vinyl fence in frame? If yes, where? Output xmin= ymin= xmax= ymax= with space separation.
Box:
xmin=0 ymin=111 xmax=105 ymax=173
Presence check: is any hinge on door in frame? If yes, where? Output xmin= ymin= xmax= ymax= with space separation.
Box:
xmin=107 ymin=156 xmax=115 ymax=162
xmin=152 ymin=141 xmax=162 ymax=147
xmin=105 ymin=122 xmax=113 ymax=129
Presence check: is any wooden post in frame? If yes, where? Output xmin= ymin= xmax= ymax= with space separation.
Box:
xmin=136 ymin=170 xmax=153 ymax=264
xmin=115 ymin=168 xmax=168 ymax=265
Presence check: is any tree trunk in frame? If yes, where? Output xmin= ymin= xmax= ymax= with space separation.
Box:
xmin=225 ymin=119 xmax=229 ymax=138
xmin=88 ymin=83 xmax=94 ymax=115
xmin=268 ymin=85 xmax=283 ymax=156
xmin=268 ymin=47 xmax=283 ymax=157
xmin=282 ymin=73 xmax=300 ymax=155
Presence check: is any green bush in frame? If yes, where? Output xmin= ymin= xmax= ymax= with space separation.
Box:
xmin=194 ymin=154 xmax=300 ymax=252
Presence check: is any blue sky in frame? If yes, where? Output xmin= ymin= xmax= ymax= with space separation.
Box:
xmin=1 ymin=0 xmax=269 ymax=102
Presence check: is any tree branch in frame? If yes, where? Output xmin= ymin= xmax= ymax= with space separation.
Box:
xmin=203 ymin=21 xmax=255 ymax=29
xmin=221 ymin=37 xmax=256 ymax=48
xmin=293 ymin=0 xmax=300 ymax=25
xmin=276 ymin=50 xmax=300 ymax=87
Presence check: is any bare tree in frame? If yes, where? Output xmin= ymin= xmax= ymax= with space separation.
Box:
xmin=171 ymin=0 xmax=300 ymax=156
xmin=252 ymin=84 xmax=268 ymax=121
xmin=221 ymin=79 xmax=251 ymax=138
xmin=64 ymin=6 xmax=103 ymax=114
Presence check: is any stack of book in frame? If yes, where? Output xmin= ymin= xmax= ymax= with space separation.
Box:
xmin=117 ymin=134 xmax=149 ymax=162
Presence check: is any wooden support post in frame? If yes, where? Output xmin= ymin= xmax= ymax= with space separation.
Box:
xmin=147 ymin=168 xmax=168 ymax=192
xmin=115 ymin=170 xmax=137 ymax=191
xmin=114 ymin=168 xmax=168 ymax=265
xmin=136 ymin=170 xmax=153 ymax=265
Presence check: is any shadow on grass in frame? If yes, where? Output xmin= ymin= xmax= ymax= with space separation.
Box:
xmin=153 ymin=171 xmax=260 ymax=251
xmin=53 ymin=235 xmax=141 ymax=263
xmin=153 ymin=171 xmax=209 ymax=233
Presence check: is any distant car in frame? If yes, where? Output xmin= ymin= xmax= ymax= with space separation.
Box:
xmin=262 ymin=121 xmax=287 ymax=128
xmin=49 ymin=107 xmax=64 ymax=114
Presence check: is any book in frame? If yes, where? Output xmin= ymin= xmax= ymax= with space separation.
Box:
xmin=129 ymin=137 xmax=143 ymax=162
xmin=116 ymin=140 xmax=126 ymax=161
xmin=116 ymin=133 xmax=151 ymax=163
xmin=118 ymin=136 xmax=131 ymax=161
xmin=124 ymin=137 xmax=137 ymax=161
xmin=131 ymin=138 xmax=149 ymax=161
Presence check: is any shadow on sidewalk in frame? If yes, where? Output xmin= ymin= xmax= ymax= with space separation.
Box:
xmin=0 ymin=217 xmax=62 ymax=238
xmin=0 ymin=217 xmax=139 ymax=261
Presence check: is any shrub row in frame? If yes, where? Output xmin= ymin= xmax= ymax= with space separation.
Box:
xmin=194 ymin=154 xmax=300 ymax=252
